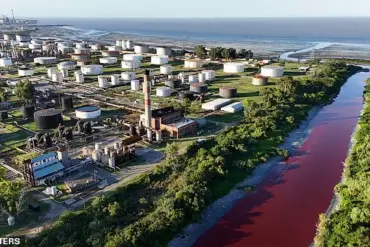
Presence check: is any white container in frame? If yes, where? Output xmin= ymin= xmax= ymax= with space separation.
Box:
xmin=58 ymin=61 xmax=76 ymax=70
xmin=131 ymin=80 xmax=140 ymax=91
xmin=121 ymin=72 xmax=136 ymax=81
xmin=81 ymin=65 xmax=103 ymax=75
xmin=223 ymin=63 xmax=245 ymax=73
xmin=123 ymin=53 xmax=142 ymax=61
xmin=18 ymin=68 xmax=34 ymax=76
xmin=110 ymin=75 xmax=120 ymax=85
xmin=198 ymin=73 xmax=206 ymax=83
xmin=61 ymin=69 xmax=69 ymax=78
xmin=188 ymin=75 xmax=197 ymax=83
xmin=202 ymin=70 xmax=216 ymax=81
xmin=115 ymin=40 xmax=122 ymax=47
xmin=151 ymin=55 xmax=169 ymax=65
xmin=134 ymin=45 xmax=149 ymax=54
xmin=75 ymin=71 xmax=84 ymax=83
xmin=122 ymin=60 xmax=141 ymax=69
xmin=52 ymin=72 xmax=63 ymax=83
xmin=98 ymin=76 xmax=109 ymax=88
xmin=126 ymin=40 xmax=134 ymax=49
xmin=156 ymin=47 xmax=172 ymax=56
xmin=47 ymin=67 xmax=56 ymax=78
xmin=99 ymin=57 xmax=117 ymax=64
xmin=184 ymin=59 xmax=203 ymax=69
xmin=0 ymin=58 xmax=12 ymax=67
xmin=260 ymin=66 xmax=285 ymax=77
xmin=160 ymin=65 xmax=172 ymax=75
xmin=156 ymin=87 xmax=171 ymax=97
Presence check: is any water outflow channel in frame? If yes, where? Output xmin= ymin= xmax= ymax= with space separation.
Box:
xmin=194 ymin=70 xmax=369 ymax=247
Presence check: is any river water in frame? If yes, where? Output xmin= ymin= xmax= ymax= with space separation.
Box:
xmin=193 ymin=71 xmax=368 ymax=247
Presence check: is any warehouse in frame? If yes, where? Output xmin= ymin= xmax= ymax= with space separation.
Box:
xmin=202 ymin=99 xmax=233 ymax=111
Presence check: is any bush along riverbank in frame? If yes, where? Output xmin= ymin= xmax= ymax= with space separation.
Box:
xmin=314 ymin=78 xmax=370 ymax=247
xmin=26 ymin=61 xmax=363 ymax=247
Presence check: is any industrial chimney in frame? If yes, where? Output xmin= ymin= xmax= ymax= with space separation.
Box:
xmin=143 ymin=70 xmax=153 ymax=141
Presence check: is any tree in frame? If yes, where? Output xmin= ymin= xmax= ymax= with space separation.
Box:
xmin=276 ymin=76 xmax=298 ymax=96
xmin=15 ymin=79 xmax=35 ymax=103
xmin=228 ymin=48 xmax=237 ymax=59
xmin=209 ymin=47 xmax=222 ymax=60
xmin=194 ymin=45 xmax=207 ymax=59
xmin=165 ymin=143 xmax=179 ymax=166
xmin=221 ymin=48 xmax=231 ymax=60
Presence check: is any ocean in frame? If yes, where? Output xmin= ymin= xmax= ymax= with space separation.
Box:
xmin=37 ymin=17 xmax=370 ymax=44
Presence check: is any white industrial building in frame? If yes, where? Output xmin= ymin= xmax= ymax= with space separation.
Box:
xmin=156 ymin=47 xmax=172 ymax=56
xmin=34 ymin=57 xmax=57 ymax=65
xmin=18 ymin=68 xmax=34 ymax=76
xmin=134 ymin=45 xmax=150 ymax=54
xmin=81 ymin=65 xmax=103 ymax=75
xmin=122 ymin=60 xmax=141 ymax=69
xmin=260 ymin=66 xmax=284 ymax=77
xmin=58 ymin=61 xmax=76 ymax=70
xmin=184 ymin=59 xmax=203 ymax=69
xmin=121 ymin=72 xmax=136 ymax=81
xmin=202 ymin=99 xmax=232 ymax=111
xmin=156 ymin=87 xmax=171 ymax=97
xmin=151 ymin=55 xmax=169 ymax=65
xmin=221 ymin=102 xmax=244 ymax=113
xmin=223 ymin=63 xmax=245 ymax=73
xmin=0 ymin=58 xmax=12 ymax=67
xmin=123 ymin=53 xmax=142 ymax=61
xmin=160 ymin=65 xmax=173 ymax=75
xmin=131 ymin=80 xmax=140 ymax=91
xmin=99 ymin=57 xmax=118 ymax=64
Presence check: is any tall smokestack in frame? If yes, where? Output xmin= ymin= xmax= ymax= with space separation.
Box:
xmin=144 ymin=70 xmax=153 ymax=142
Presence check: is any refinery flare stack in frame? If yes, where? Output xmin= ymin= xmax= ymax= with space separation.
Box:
xmin=143 ymin=70 xmax=153 ymax=142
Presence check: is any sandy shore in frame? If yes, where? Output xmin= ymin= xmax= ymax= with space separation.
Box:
xmin=168 ymin=105 xmax=321 ymax=247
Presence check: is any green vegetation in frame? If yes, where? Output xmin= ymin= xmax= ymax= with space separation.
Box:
xmin=314 ymin=78 xmax=370 ymax=247
xmin=24 ymin=61 xmax=362 ymax=247
xmin=14 ymin=80 xmax=35 ymax=104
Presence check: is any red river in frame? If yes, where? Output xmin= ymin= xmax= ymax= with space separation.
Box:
xmin=194 ymin=72 xmax=368 ymax=247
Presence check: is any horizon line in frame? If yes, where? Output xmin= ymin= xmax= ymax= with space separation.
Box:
xmin=18 ymin=16 xmax=370 ymax=19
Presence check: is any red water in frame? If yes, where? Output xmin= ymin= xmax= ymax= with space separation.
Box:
xmin=194 ymin=73 xmax=367 ymax=247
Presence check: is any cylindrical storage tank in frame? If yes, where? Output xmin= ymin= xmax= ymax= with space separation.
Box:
xmin=114 ymin=142 xmax=120 ymax=150
xmin=252 ymin=75 xmax=268 ymax=86
xmin=121 ymin=60 xmax=141 ymax=69
xmin=160 ymin=65 xmax=172 ymax=75
xmin=260 ymin=66 xmax=284 ymax=77
xmin=155 ymin=131 xmax=162 ymax=142
xmin=156 ymin=87 xmax=171 ymax=97
xmin=61 ymin=96 xmax=74 ymax=110
xmin=58 ymin=46 xmax=73 ymax=54
xmin=34 ymin=109 xmax=63 ymax=130
xmin=108 ymin=46 xmax=122 ymax=52
xmin=81 ymin=65 xmax=103 ymax=75
xmin=110 ymin=75 xmax=120 ymax=85
xmin=98 ymin=76 xmax=108 ymax=88
xmin=151 ymin=55 xmax=169 ymax=65
xmin=101 ymin=50 xmax=120 ymax=57
xmin=123 ymin=54 xmax=142 ymax=61
xmin=92 ymin=151 xmax=101 ymax=162
xmin=104 ymin=147 xmax=110 ymax=155
xmin=115 ymin=40 xmax=122 ymax=47
xmin=47 ymin=67 xmax=56 ymax=78
xmin=121 ymin=72 xmax=136 ymax=81
xmin=202 ymin=70 xmax=216 ymax=81
xmin=82 ymin=147 xmax=92 ymax=156
xmin=156 ymin=47 xmax=172 ymax=56
xmin=16 ymin=34 xmax=31 ymax=42
xmin=219 ymin=87 xmax=237 ymax=98
xmin=18 ymin=68 xmax=34 ymax=76
xmin=3 ymin=34 xmax=15 ymax=41
xmin=61 ymin=69 xmax=69 ymax=78
xmin=134 ymin=45 xmax=150 ymax=54
xmin=75 ymin=105 xmax=101 ymax=119
xmin=34 ymin=57 xmax=57 ymax=65
xmin=131 ymin=80 xmax=140 ymax=91
xmin=100 ymin=154 xmax=108 ymax=165
xmin=22 ymin=105 xmax=35 ymax=119
xmin=71 ymin=54 xmax=89 ymax=60
xmin=99 ymin=57 xmax=118 ymax=64
xmin=75 ymin=43 xmax=86 ymax=49
xmin=184 ymin=59 xmax=203 ymax=69
xmin=19 ymin=42 xmax=30 ymax=48
xmin=165 ymin=80 xmax=180 ymax=89
xmin=90 ymin=44 xmax=101 ymax=51
xmin=126 ymin=40 xmax=134 ymax=49
xmin=75 ymin=71 xmax=84 ymax=83
xmin=178 ymin=91 xmax=194 ymax=101
xmin=0 ymin=58 xmax=12 ymax=67
xmin=223 ymin=63 xmax=245 ymax=73
xmin=52 ymin=72 xmax=63 ymax=83
xmin=31 ymin=39 xmax=43 ymax=45
xmin=190 ymin=83 xmax=208 ymax=94
xmin=73 ymin=48 xmax=89 ymax=54
xmin=95 ymin=142 xmax=102 ymax=151
xmin=58 ymin=41 xmax=73 ymax=47
xmin=58 ymin=61 xmax=76 ymax=70
xmin=42 ymin=44 xmax=50 ymax=51
xmin=29 ymin=43 xmax=42 ymax=50
xmin=188 ymin=75 xmax=197 ymax=83
xmin=108 ymin=157 xmax=115 ymax=168
xmin=198 ymin=73 xmax=206 ymax=83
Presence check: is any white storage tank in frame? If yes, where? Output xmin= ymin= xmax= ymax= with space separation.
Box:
xmin=202 ymin=70 xmax=216 ymax=81
xmin=156 ymin=47 xmax=172 ymax=56
xmin=98 ymin=76 xmax=109 ymax=88
xmin=74 ymin=48 xmax=89 ymax=54
xmin=115 ymin=40 xmax=122 ymax=47
xmin=160 ymin=65 xmax=173 ymax=75
xmin=31 ymin=39 xmax=43 ymax=45
xmin=151 ymin=55 xmax=169 ymax=65
xmin=223 ymin=63 xmax=245 ymax=73
xmin=18 ymin=68 xmax=34 ymax=76
xmin=58 ymin=46 xmax=73 ymax=54
xmin=108 ymin=157 xmax=116 ymax=168
xmin=34 ymin=57 xmax=57 ymax=65
xmin=52 ymin=72 xmax=63 ymax=83
xmin=58 ymin=41 xmax=73 ymax=47
xmin=18 ymin=42 xmax=30 ymax=48
xmin=58 ymin=61 xmax=76 ymax=70
xmin=90 ymin=44 xmax=101 ymax=51
xmin=198 ymin=73 xmax=206 ymax=83
xmin=121 ymin=40 xmax=127 ymax=50
xmin=61 ymin=69 xmax=69 ymax=78
xmin=92 ymin=150 xmax=101 ymax=162
xmin=131 ymin=80 xmax=140 ymax=91
xmin=121 ymin=72 xmax=136 ymax=81
xmin=123 ymin=53 xmax=142 ymax=61
xmin=101 ymin=50 xmax=119 ymax=57
xmin=188 ymin=75 xmax=197 ymax=83
xmin=260 ymin=66 xmax=285 ymax=78
xmin=81 ymin=65 xmax=103 ymax=75
xmin=108 ymin=46 xmax=122 ymax=52
xmin=184 ymin=59 xmax=203 ymax=69
xmin=99 ymin=57 xmax=117 ymax=64
xmin=75 ymin=71 xmax=85 ymax=83
xmin=29 ymin=43 xmax=42 ymax=50
xmin=156 ymin=87 xmax=171 ymax=97
xmin=126 ymin=40 xmax=134 ymax=49
xmin=134 ymin=45 xmax=149 ymax=54
xmin=0 ymin=58 xmax=12 ymax=67
xmin=75 ymin=43 xmax=86 ymax=49
xmin=122 ymin=60 xmax=141 ymax=69
xmin=16 ymin=34 xmax=31 ymax=42
xmin=95 ymin=142 xmax=102 ymax=151
xmin=3 ymin=34 xmax=15 ymax=41
xmin=75 ymin=105 xmax=101 ymax=119
xmin=110 ymin=75 xmax=120 ymax=85
xmin=47 ymin=67 xmax=57 ymax=78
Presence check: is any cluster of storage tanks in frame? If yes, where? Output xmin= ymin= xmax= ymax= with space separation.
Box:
xmin=115 ymin=40 xmax=134 ymax=50
xmin=91 ymin=142 xmax=117 ymax=169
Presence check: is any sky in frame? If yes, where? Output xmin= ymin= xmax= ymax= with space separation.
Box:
xmin=2 ymin=0 xmax=370 ymax=18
